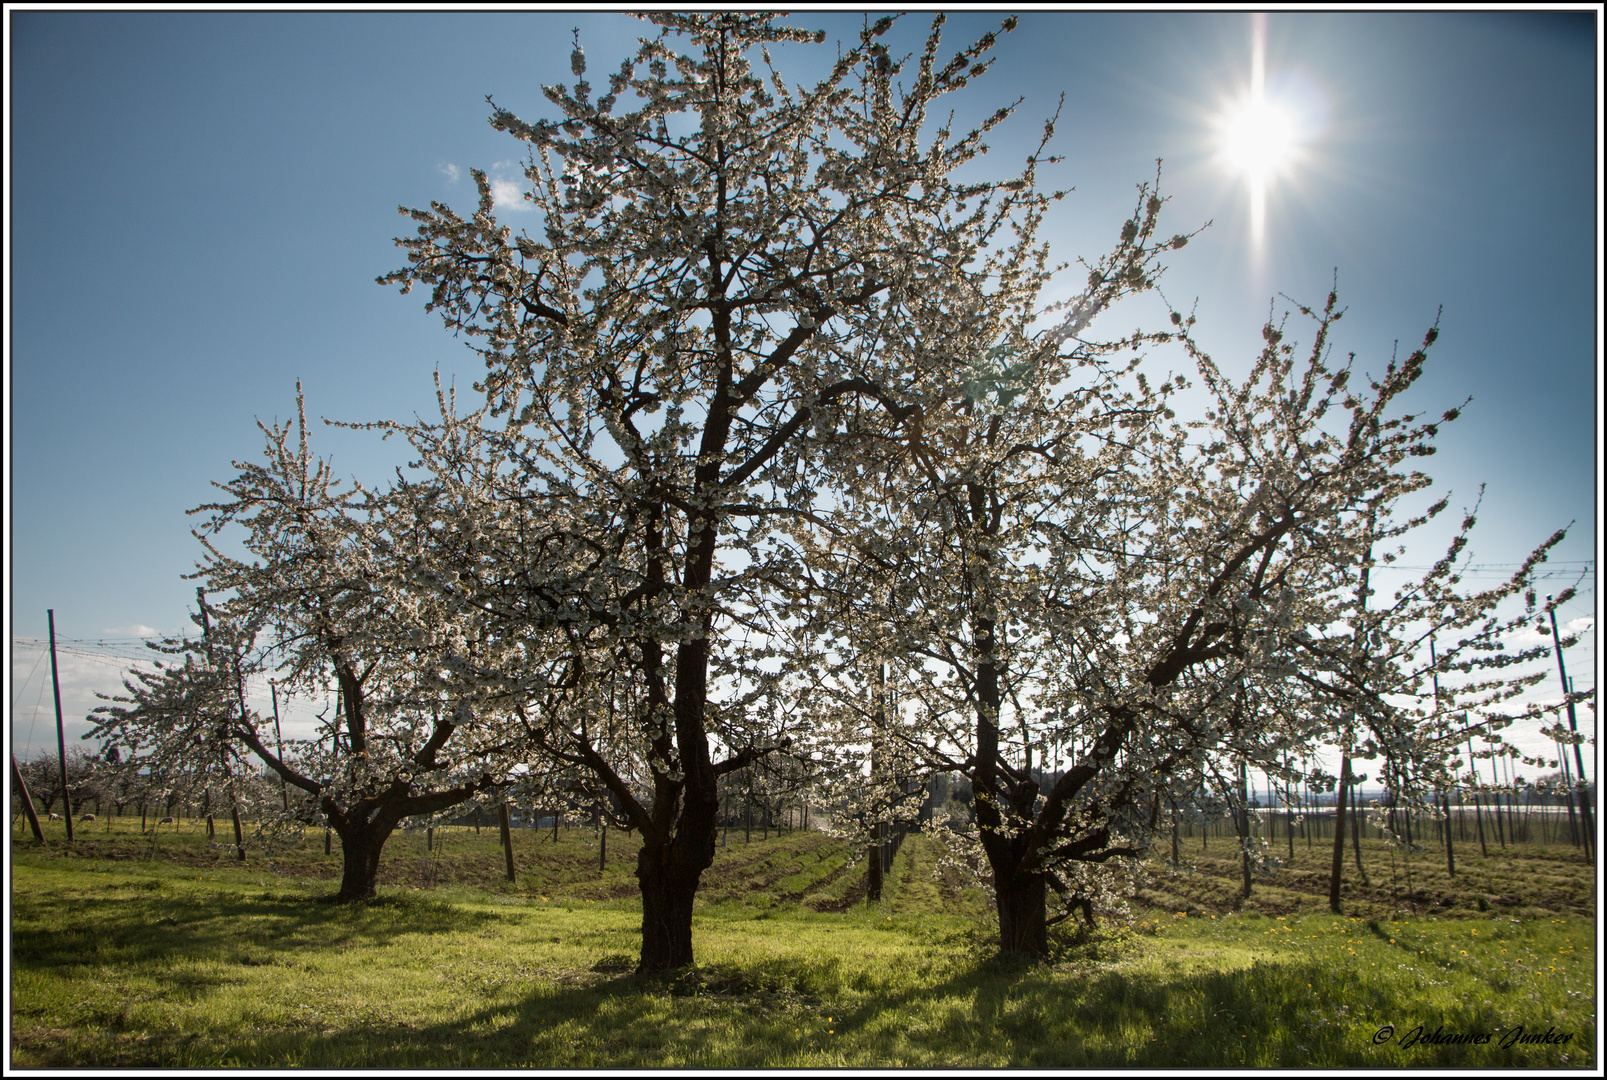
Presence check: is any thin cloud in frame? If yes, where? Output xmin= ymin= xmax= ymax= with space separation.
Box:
xmin=105 ymin=624 xmax=161 ymax=637
xmin=1511 ymin=624 xmax=1551 ymax=646
xmin=1516 ymin=613 xmax=1597 ymax=646
xmin=11 ymin=646 xmax=151 ymax=760
xmin=438 ymin=162 xmax=461 ymax=184
xmin=490 ymin=176 xmax=530 ymax=213
xmin=486 ymin=161 xmax=532 ymax=213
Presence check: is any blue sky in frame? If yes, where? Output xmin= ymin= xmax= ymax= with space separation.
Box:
xmin=7 ymin=9 xmax=1598 ymax=776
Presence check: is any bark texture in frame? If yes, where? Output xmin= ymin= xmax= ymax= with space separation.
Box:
xmin=993 ymin=867 xmax=1050 ymax=958
xmin=329 ymin=808 xmax=399 ymax=902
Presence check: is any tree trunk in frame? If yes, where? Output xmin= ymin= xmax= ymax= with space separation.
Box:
xmin=1287 ymin=792 xmax=1295 ymax=864
xmin=1170 ymin=799 xmax=1180 ymax=865
xmin=1329 ymin=755 xmax=1350 ymax=913
xmin=635 ymin=837 xmax=707 ymax=972
xmin=866 ymin=821 xmax=884 ymax=902
xmin=994 ymin=869 xmax=1049 ymax=959
xmin=329 ymin=814 xmax=397 ymax=902
xmin=979 ymin=819 xmax=1052 ymax=960
xmin=232 ymin=805 xmax=246 ymax=861
xmin=1236 ymin=759 xmax=1253 ymax=898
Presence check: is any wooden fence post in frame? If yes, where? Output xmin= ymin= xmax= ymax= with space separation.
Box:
xmin=499 ymin=802 xmax=517 ymax=883
xmin=11 ymin=754 xmax=45 ymax=842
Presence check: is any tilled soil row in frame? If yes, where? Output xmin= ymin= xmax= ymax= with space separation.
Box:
xmin=1140 ymin=861 xmax=1594 ymax=919
xmin=774 ymin=850 xmax=859 ymax=906
xmin=814 ymin=866 xmax=871 ymax=912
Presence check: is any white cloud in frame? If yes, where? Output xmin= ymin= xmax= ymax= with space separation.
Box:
xmin=438 ymin=162 xmax=461 ymax=184
xmin=105 ymin=624 xmax=161 ymax=637
xmin=10 ymin=635 xmax=334 ymax=766
xmin=1510 ymin=624 xmax=1551 ymax=646
xmin=1516 ymin=613 xmax=1597 ymax=646
xmin=485 ymin=160 xmax=532 ymax=213
xmin=10 ymin=644 xmax=154 ymax=761
xmin=490 ymin=176 xmax=530 ymax=213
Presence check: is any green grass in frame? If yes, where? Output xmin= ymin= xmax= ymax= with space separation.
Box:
xmin=8 ymin=819 xmax=1596 ymax=1068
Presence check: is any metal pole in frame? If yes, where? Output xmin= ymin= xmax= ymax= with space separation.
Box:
xmin=47 ymin=610 xmax=74 ymax=841
xmin=1557 ymin=677 xmax=1580 ymax=847
xmin=1467 ymin=726 xmax=1489 ymax=858
xmin=1430 ymin=638 xmax=1454 ymax=877
xmin=1548 ymin=600 xmax=1595 ymax=861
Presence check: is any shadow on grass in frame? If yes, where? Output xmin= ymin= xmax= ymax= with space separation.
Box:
xmin=10 ymin=887 xmax=505 ymax=987
xmin=14 ymin=932 xmax=1592 ymax=1069
xmin=121 ymin=943 xmax=1327 ymax=1068
xmin=12 ymin=843 xmax=1592 ymax=1069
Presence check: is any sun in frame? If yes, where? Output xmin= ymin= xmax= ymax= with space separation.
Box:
xmin=1219 ymin=98 xmax=1296 ymax=182
xmin=1212 ymin=13 xmax=1307 ymax=249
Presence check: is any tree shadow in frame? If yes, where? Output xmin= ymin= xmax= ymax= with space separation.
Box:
xmin=10 ymin=886 xmax=506 ymax=994
xmin=13 ymin=873 xmax=1590 ymax=1069
xmin=136 ymin=944 xmax=1300 ymax=1067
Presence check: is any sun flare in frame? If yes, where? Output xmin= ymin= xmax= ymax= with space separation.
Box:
xmin=1213 ymin=12 xmax=1306 ymax=250
xmin=1220 ymin=98 xmax=1295 ymax=181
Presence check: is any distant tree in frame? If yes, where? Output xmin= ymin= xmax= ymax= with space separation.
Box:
xmin=15 ymin=750 xmax=95 ymax=818
xmin=90 ymin=392 xmax=533 ymax=900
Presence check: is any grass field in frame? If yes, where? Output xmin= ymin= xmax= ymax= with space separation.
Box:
xmin=8 ymin=816 xmax=1597 ymax=1068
